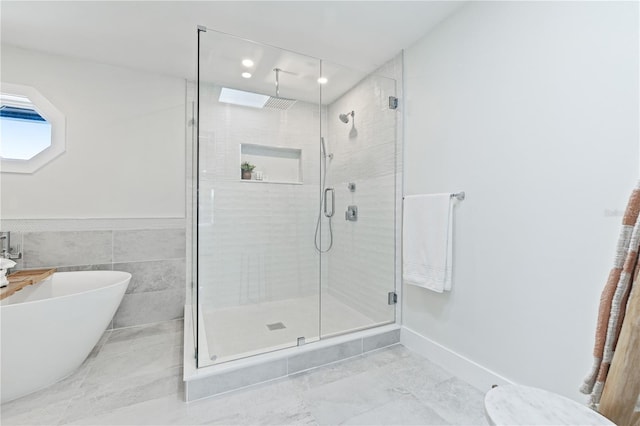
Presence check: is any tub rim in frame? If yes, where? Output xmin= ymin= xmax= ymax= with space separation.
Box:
xmin=1 ymin=270 xmax=132 ymax=308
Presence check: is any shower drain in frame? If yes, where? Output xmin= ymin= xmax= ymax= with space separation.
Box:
xmin=266 ymin=322 xmax=286 ymax=331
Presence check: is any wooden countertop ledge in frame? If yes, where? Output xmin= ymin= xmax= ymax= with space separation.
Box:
xmin=0 ymin=268 xmax=56 ymax=301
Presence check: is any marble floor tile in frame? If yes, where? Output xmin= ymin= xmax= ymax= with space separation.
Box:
xmin=1 ymin=354 xmax=94 ymax=424
xmin=342 ymin=394 xmax=450 ymax=425
xmin=377 ymin=351 xmax=455 ymax=394
xmin=290 ymin=354 xmax=377 ymax=391
xmin=1 ymin=399 xmax=72 ymax=426
xmin=83 ymin=342 xmax=182 ymax=387
xmin=60 ymin=366 xmax=183 ymax=424
xmin=64 ymin=394 xmax=188 ymax=426
xmin=301 ymin=367 xmax=410 ymax=425
xmin=205 ymin=395 xmax=316 ymax=426
xmin=2 ymin=319 xmax=488 ymax=426
xmin=413 ymin=377 xmax=489 ymax=425
xmin=68 ymin=377 xmax=309 ymax=426
xmin=200 ymin=376 xmax=306 ymax=410
xmin=97 ymin=319 xmax=182 ymax=359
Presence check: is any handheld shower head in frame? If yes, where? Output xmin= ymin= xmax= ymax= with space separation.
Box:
xmin=339 ymin=110 xmax=354 ymax=124
xmin=320 ymin=137 xmax=333 ymax=160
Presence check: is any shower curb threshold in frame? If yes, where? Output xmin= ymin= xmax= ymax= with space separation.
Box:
xmin=183 ymin=304 xmax=400 ymax=402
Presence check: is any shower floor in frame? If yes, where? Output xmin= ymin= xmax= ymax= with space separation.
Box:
xmin=201 ymin=293 xmax=388 ymax=364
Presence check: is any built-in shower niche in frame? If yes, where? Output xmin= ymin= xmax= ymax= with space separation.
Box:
xmin=240 ymin=143 xmax=302 ymax=184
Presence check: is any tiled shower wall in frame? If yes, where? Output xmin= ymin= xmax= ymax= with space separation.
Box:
xmin=197 ymin=83 xmax=326 ymax=310
xmin=325 ymin=54 xmax=403 ymax=323
xmin=3 ymin=224 xmax=186 ymax=328
xmin=194 ymin=54 xmax=403 ymax=321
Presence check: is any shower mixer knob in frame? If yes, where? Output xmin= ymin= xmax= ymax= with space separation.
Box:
xmin=345 ymin=205 xmax=358 ymax=221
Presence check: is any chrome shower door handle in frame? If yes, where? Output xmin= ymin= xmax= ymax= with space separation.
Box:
xmin=324 ymin=188 xmax=335 ymax=218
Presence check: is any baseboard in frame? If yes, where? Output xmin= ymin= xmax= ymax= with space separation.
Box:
xmin=400 ymin=326 xmax=514 ymax=392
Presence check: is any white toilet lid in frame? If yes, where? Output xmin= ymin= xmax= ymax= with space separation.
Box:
xmin=484 ymin=384 xmax=615 ymax=426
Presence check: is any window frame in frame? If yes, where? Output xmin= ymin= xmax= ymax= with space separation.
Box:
xmin=1 ymin=82 xmax=66 ymax=174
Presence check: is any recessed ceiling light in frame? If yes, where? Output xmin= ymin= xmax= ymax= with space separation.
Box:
xmin=241 ymin=72 xmax=252 ymax=79
xmin=317 ymin=77 xmax=328 ymax=84
xmin=242 ymin=59 xmax=254 ymax=67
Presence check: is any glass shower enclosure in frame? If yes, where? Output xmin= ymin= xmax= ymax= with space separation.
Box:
xmin=193 ymin=29 xmax=398 ymax=367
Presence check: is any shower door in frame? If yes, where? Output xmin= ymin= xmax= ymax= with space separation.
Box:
xmin=196 ymin=29 xmax=323 ymax=367
xmin=195 ymin=28 xmax=398 ymax=368
xmin=318 ymin=62 xmax=398 ymax=339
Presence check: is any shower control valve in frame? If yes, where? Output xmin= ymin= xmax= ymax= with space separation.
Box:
xmin=345 ymin=205 xmax=358 ymax=222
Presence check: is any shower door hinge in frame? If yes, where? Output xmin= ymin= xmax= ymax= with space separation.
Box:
xmin=388 ymin=291 xmax=398 ymax=305
xmin=388 ymin=96 xmax=398 ymax=110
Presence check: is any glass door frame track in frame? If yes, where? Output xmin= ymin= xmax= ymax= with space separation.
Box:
xmin=195 ymin=26 xmax=203 ymax=368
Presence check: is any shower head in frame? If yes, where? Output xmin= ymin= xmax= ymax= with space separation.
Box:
xmin=264 ymin=97 xmax=296 ymax=110
xmin=264 ymin=68 xmax=297 ymax=110
xmin=339 ymin=110 xmax=354 ymax=124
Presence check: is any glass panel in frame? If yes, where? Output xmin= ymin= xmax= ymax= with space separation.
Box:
xmin=319 ymin=63 xmax=397 ymax=338
xmin=197 ymin=30 xmax=322 ymax=367
xmin=0 ymin=94 xmax=52 ymax=160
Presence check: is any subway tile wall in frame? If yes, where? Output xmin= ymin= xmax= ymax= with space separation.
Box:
xmin=197 ymin=83 xmax=325 ymax=310
xmin=6 ymin=227 xmax=186 ymax=329
xmin=194 ymin=54 xmax=403 ymax=324
xmin=325 ymin=55 xmax=402 ymax=323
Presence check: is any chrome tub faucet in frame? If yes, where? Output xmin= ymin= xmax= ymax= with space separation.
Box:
xmin=0 ymin=232 xmax=22 ymax=260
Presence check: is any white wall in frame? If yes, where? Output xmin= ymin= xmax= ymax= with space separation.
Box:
xmin=1 ymin=46 xmax=185 ymax=219
xmin=403 ymin=1 xmax=639 ymax=401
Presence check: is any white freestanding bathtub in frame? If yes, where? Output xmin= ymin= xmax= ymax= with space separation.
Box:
xmin=0 ymin=270 xmax=131 ymax=403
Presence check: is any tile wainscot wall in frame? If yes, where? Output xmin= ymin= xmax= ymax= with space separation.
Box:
xmin=6 ymin=227 xmax=186 ymax=328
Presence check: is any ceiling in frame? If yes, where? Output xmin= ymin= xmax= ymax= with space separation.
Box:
xmin=1 ymin=1 xmax=465 ymax=83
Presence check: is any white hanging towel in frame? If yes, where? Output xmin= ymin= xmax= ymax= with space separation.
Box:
xmin=403 ymin=193 xmax=454 ymax=292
